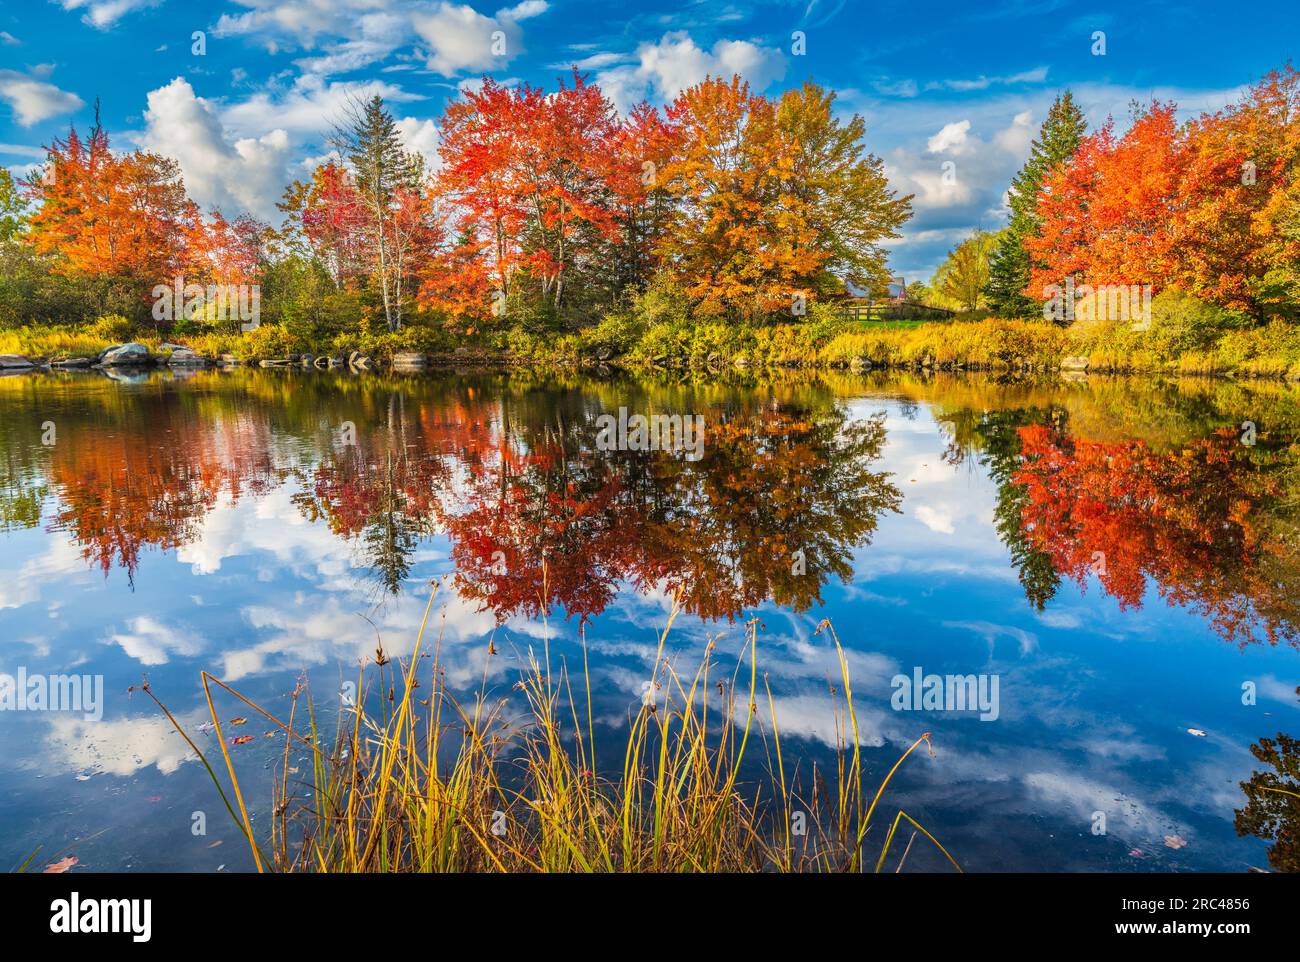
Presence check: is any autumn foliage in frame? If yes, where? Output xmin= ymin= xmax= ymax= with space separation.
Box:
xmin=1027 ymin=68 xmax=1300 ymax=317
xmin=17 ymin=73 xmax=909 ymax=334
xmin=1013 ymin=424 xmax=1299 ymax=647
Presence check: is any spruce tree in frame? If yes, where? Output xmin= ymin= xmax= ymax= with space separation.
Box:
xmin=336 ymin=96 xmax=420 ymax=332
xmin=985 ymin=92 xmax=1088 ymax=319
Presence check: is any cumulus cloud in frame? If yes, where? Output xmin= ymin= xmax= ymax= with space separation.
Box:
xmin=135 ymin=71 xmax=444 ymax=220
xmin=138 ymin=78 xmax=293 ymax=221
xmin=0 ymin=68 xmax=83 ymax=126
xmin=219 ymin=74 xmax=421 ymax=140
xmin=995 ymin=109 xmax=1034 ymax=154
xmin=927 ymin=119 xmax=972 ymax=155
xmin=395 ymin=115 xmax=440 ymax=171
xmin=595 ymin=31 xmax=787 ymax=112
xmin=216 ymin=1 xmax=546 ymax=79
xmin=411 ymin=3 xmax=525 ymax=76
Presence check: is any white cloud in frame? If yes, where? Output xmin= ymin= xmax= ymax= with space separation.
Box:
xmin=995 ymin=109 xmax=1034 ymax=155
xmin=498 ymin=0 xmax=548 ymax=20
xmin=926 ymin=119 xmax=972 ymax=155
xmin=104 ymin=616 xmax=205 ymax=666
xmin=915 ymin=504 xmax=956 ymax=535
xmin=0 ymin=69 xmax=83 ymax=126
xmin=930 ymin=67 xmax=1049 ymax=92
xmin=595 ymin=31 xmax=787 ymax=112
xmin=412 ymin=2 xmax=524 ymax=76
xmin=220 ymin=75 xmax=421 ymax=140
xmin=57 ymin=0 xmax=159 ymax=29
xmin=216 ymin=0 xmax=547 ymax=79
xmin=45 ymin=712 xmax=203 ymax=777
xmin=138 ymin=77 xmax=293 ymax=222
xmin=395 ymin=115 xmax=440 ymax=171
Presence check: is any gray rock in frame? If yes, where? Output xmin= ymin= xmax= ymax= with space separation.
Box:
xmin=849 ymin=356 xmax=872 ymax=372
xmin=100 ymin=343 xmax=152 ymax=366
xmin=50 ymin=356 xmax=93 ymax=369
xmin=167 ymin=348 xmax=208 ymax=367
xmin=1060 ymin=356 xmax=1090 ymax=371
xmin=0 ymin=354 xmax=36 ymax=370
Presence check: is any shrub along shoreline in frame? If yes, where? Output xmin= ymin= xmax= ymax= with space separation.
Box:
xmin=4 ymin=289 xmax=1300 ymax=381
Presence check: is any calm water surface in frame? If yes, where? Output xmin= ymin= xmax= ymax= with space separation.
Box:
xmin=1 ymin=367 xmax=1297 ymax=872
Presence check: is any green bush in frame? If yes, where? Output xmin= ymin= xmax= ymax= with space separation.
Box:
xmin=91 ymin=314 xmax=136 ymax=342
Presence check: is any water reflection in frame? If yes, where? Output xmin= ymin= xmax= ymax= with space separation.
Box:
xmin=1 ymin=369 xmax=1299 ymax=871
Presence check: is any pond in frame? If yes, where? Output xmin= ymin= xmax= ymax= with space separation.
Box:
xmin=1 ymin=367 xmax=1297 ymax=872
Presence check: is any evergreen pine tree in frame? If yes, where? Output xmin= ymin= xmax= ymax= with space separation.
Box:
xmin=337 ymin=96 xmax=420 ymax=332
xmin=985 ymin=92 xmax=1088 ymax=319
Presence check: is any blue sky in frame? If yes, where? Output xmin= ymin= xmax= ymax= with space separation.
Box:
xmin=1 ymin=0 xmax=1296 ymax=280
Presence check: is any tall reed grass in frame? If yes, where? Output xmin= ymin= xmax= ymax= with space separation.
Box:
xmin=144 ymin=583 xmax=959 ymax=873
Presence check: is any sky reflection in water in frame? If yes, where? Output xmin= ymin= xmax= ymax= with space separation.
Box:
xmin=0 ymin=369 xmax=1297 ymax=872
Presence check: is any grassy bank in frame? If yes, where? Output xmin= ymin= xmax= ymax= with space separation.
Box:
xmin=7 ymin=288 xmax=1300 ymax=381
xmin=143 ymin=586 xmax=957 ymax=873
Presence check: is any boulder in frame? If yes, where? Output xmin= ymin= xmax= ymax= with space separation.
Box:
xmin=848 ymin=356 xmax=872 ymax=372
xmin=99 ymin=342 xmax=152 ymax=366
xmin=349 ymin=351 xmax=373 ymax=371
xmin=299 ymin=354 xmax=315 ymax=368
xmin=0 ymin=354 xmax=37 ymax=370
xmin=733 ymin=355 xmax=751 ymax=371
xmin=1060 ymin=356 xmax=1090 ymax=371
xmin=167 ymin=348 xmax=208 ymax=367
xmin=258 ymin=358 xmax=292 ymax=368
xmin=50 ymin=356 xmax=93 ymax=369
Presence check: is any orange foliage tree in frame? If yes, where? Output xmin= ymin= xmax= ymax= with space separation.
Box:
xmin=1013 ymin=424 xmax=1298 ymax=647
xmin=1027 ymin=68 xmax=1300 ymax=317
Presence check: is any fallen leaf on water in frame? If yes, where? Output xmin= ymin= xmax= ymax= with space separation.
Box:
xmin=1187 ymin=729 xmax=1208 ymax=737
xmin=43 ymin=856 xmax=77 ymax=874
xmin=1128 ymin=848 xmax=1144 ymax=857
xmin=230 ymin=717 xmax=248 ymax=726
xmin=1165 ymin=834 xmax=1188 ymax=850
xmin=207 ymin=840 xmax=222 ymax=848
xmin=264 ymin=731 xmax=276 ymax=738
xmin=231 ymin=735 xmax=254 ymax=746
